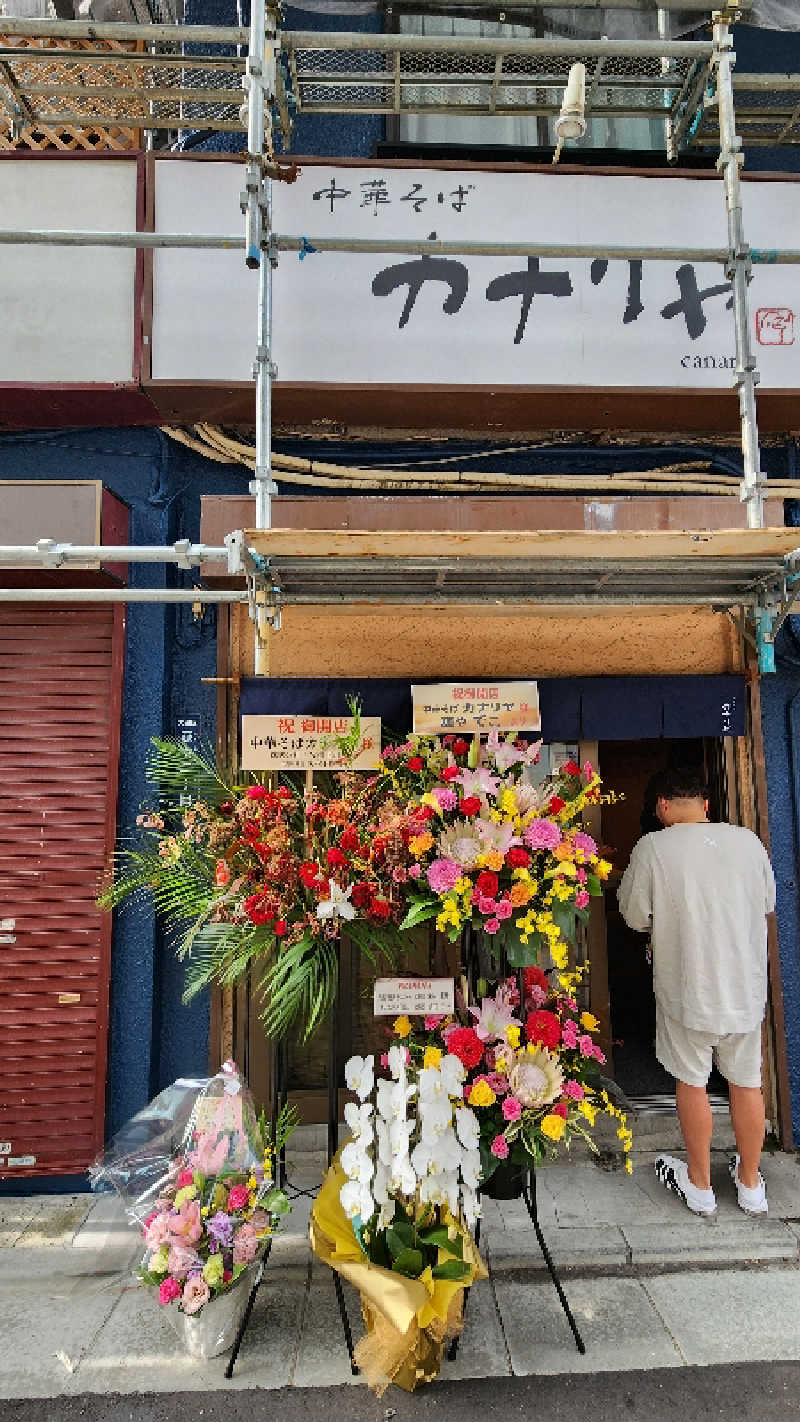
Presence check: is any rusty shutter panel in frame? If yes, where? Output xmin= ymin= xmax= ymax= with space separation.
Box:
xmin=0 ymin=606 xmax=124 ymax=1178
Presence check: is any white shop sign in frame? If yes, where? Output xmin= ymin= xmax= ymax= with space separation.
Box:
xmin=0 ymin=159 xmax=138 ymax=384
xmin=152 ymin=161 xmax=800 ymax=390
xmin=373 ymin=977 xmax=455 ymax=1017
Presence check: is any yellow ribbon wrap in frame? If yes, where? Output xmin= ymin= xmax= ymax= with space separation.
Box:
xmin=309 ymin=1156 xmax=487 ymax=1395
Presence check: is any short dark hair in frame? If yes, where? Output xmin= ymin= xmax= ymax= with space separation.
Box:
xmin=648 ymin=767 xmax=708 ymax=802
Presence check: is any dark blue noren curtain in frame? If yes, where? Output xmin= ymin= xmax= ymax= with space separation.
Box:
xmin=239 ymin=675 xmax=746 ymax=742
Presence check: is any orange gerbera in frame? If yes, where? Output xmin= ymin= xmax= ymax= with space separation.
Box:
xmin=510 ymin=881 xmax=533 ymax=907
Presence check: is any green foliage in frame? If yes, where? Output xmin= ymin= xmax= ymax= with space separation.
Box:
xmin=146 ymin=737 xmax=233 ymax=806
xmin=260 ymin=933 xmax=339 ymax=1040
xmin=398 ymin=898 xmax=440 ymax=932
xmin=503 ymin=924 xmax=544 ymax=967
xmin=361 ymin=1203 xmax=470 ymax=1281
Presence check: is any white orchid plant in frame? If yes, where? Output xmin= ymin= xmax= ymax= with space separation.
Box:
xmin=339 ymin=1044 xmax=481 ymax=1282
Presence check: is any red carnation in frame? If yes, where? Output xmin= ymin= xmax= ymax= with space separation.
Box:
xmin=547 ymin=796 xmax=566 ymax=815
xmin=246 ymin=785 xmax=267 ymax=801
xmin=407 ymin=756 xmax=424 ymax=772
xmin=446 ymin=1027 xmax=483 ymax=1070
xmin=507 ymin=847 xmax=530 ymax=869
xmin=299 ymin=861 xmax=319 ymax=889
xmin=523 ymin=965 xmax=549 ymax=996
xmin=452 ymin=738 xmax=470 ymax=755
xmin=327 ymin=846 xmax=347 ymax=869
xmin=350 ymin=882 xmax=372 ymax=910
xmin=440 ymin=766 xmax=460 ymax=782
xmin=369 ymin=897 xmax=391 ymax=921
xmin=563 ymin=761 xmax=581 ymax=776
xmin=551 ymin=1101 xmax=569 ymax=1119
xmin=459 ymin=796 xmax=481 ymax=817
xmin=340 ymin=826 xmax=360 ymax=853
xmin=475 ymin=870 xmax=499 ymax=900
xmin=527 ymin=1009 xmax=562 ymax=1051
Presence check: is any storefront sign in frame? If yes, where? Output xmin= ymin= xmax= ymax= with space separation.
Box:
xmin=240 ymin=713 xmax=381 ymax=770
xmin=374 ymin=977 xmax=455 ymax=1017
xmin=411 ymin=680 xmax=540 ymax=734
xmin=152 ymin=161 xmax=800 ymax=391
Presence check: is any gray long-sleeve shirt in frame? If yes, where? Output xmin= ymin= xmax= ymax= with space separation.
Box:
xmin=617 ymin=822 xmax=776 ymax=1033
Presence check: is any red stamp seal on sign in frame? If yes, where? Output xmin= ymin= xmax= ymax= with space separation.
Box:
xmin=755 ymin=308 xmax=794 ymax=345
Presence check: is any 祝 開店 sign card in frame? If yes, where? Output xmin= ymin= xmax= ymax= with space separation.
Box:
xmin=240 ymin=714 xmax=382 ymax=771
xmin=411 ymin=681 xmax=540 ymax=735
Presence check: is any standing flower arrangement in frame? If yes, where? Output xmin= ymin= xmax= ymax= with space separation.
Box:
xmin=310 ymin=1039 xmax=486 ymax=1394
xmin=385 ymin=731 xmax=612 ymax=971
xmin=403 ymin=972 xmax=632 ymax=1188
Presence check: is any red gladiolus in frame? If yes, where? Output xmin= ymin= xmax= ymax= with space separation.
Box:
xmin=452 ymin=738 xmax=470 ymax=755
xmin=340 ymin=826 xmax=360 ymax=853
xmin=527 ymin=1009 xmax=562 ymax=1051
xmin=506 ymin=847 xmax=530 ymax=869
xmin=327 ymin=847 xmax=347 ymax=869
xmin=459 ymin=796 xmax=481 ymax=817
xmin=563 ymin=761 xmax=581 ymax=776
xmin=547 ymin=796 xmax=566 ymax=815
xmin=475 ymin=870 xmax=499 ymax=900
xmin=446 ymin=1028 xmax=483 ymax=1070
xmin=407 ymin=756 xmax=424 ymax=772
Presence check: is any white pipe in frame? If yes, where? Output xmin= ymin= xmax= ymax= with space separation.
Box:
xmin=5 ymin=230 xmax=800 ymax=265
xmin=286 ymin=32 xmax=714 ymax=59
xmin=0 ymin=542 xmax=229 ymax=566
xmin=0 ymin=588 xmax=249 ymax=603
xmin=714 ymin=15 xmax=765 ymax=531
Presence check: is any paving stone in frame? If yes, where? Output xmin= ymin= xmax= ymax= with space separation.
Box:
xmin=487 ymin=1225 xmax=628 ymax=1273
xmin=16 ymin=1195 xmax=94 ymax=1248
xmin=292 ymin=1262 xmax=364 ymax=1389
xmin=0 ymin=1196 xmax=41 ymax=1248
xmin=757 ymin=1154 xmax=800 ymax=1218
xmin=548 ymin=1163 xmax=658 ymax=1227
xmin=0 ymin=1267 xmax=121 ymax=1398
xmin=493 ymin=1273 xmax=683 ymax=1374
xmin=623 ymin=1219 xmax=799 ymax=1268
xmin=437 ymin=1277 xmax=512 ymax=1382
xmin=71 ymin=1263 xmax=309 ymax=1394
xmin=643 ymin=1269 xmax=800 ymax=1365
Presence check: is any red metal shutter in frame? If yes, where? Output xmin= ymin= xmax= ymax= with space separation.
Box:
xmin=0 ymin=605 xmax=124 ymax=1178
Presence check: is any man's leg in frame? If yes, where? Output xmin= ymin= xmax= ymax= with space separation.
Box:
xmin=728 ymin=1083 xmax=765 ymax=1189
xmin=675 ymin=1080 xmax=713 ymax=1191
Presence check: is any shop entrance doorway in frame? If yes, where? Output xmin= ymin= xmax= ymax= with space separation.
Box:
xmin=594 ymin=737 xmax=729 ymax=1107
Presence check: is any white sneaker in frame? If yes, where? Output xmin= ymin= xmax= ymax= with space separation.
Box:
xmin=654 ymin=1154 xmax=717 ymax=1216
xmin=729 ymin=1154 xmax=768 ymax=1215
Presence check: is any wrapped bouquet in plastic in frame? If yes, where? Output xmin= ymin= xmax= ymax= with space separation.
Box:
xmin=91 ymin=1059 xmax=294 ymax=1357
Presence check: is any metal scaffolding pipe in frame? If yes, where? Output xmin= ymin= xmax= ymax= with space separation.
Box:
xmin=0 ymin=588 xmax=249 ymax=603
xmin=0 ymin=17 xmax=247 ymax=42
xmin=0 ymin=542 xmax=229 ymax=566
xmin=714 ymin=16 xmax=764 ymax=530
xmin=287 ymin=31 xmax=714 ymax=59
xmin=3 ymin=229 xmax=800 ymax=265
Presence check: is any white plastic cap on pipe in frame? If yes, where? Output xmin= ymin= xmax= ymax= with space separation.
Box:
xmin=555 ymin=62 xmax=586 ymax=140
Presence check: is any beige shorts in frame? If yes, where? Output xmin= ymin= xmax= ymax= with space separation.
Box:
xmin=655 ymin=1005 xmax=763 ymax=1089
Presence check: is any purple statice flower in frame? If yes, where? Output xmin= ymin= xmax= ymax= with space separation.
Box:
xmin=523 ymin=819 xmax=562 ymax=851
xmin=206 ymin=1211 xmax=234 ymax=1250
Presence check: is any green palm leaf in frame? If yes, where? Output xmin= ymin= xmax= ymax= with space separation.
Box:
xmin=146 ymin=737 xmax=234 ymax=805
xmin=260 ymin=934 xmax=339 ymax=1041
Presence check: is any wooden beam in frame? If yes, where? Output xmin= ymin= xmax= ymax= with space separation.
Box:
xmin=243 ymin=526 xmax=800 ymax=562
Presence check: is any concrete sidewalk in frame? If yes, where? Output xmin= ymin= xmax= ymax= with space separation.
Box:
xmin=2 ymin=1137 xmax=800 ymax=1400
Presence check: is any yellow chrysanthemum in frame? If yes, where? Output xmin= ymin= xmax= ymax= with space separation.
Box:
xmin=580 ymin=1011 xmax=600 ymax=1032
xmin=540 ymin=1113 xmax=566 ymax=1142
xmin=469 ymin=1080 xmax=497 ymax=1108
xmin=423 ymin=1045 xmax=442 ymax=1069
xmin=484 ymin=850 xmax=504 ymax=872
xmin=408 ymin=832 xmax=434 ymax=856
xmin=393 ymin=1015 xmax=412 ymax=1038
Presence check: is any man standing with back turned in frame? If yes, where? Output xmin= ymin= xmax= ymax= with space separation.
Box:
xmin=618 ymin=768 xmax=776 ymax=1217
